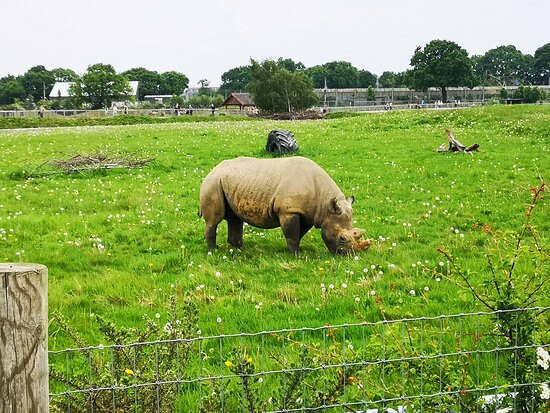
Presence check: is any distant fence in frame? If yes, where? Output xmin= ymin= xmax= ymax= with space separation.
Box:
xmin=315 ymin=85 xmax=550 ymax=106
xmin=0 ymin=108 xmax=246 ymax=119
xmin=2 ymin=101 xmax=550 ymax=122
xmin=322 ymin=101 xmax=484 ymax=113
xmin=0 ymin=101 xmax=492 ymax=121
xmin=48 ymin=307 xmax=549 ymax=412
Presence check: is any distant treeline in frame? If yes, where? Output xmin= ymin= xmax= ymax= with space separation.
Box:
xmin=1 ymin=41 xmax=549 ymax=109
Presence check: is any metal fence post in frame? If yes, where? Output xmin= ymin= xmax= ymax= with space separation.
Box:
xmin=0 ymin=263 xmax=49 ymax=413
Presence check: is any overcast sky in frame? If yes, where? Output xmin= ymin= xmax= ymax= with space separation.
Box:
xmin=2 ymin=0 xmax=548 ymax=86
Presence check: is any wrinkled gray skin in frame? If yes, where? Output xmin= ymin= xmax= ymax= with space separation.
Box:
xmin=199 ymin=156 xmax=365 ymax=254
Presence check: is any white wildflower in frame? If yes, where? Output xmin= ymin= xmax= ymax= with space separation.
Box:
xmin=537 ymin=346 xmax=550 ymax=370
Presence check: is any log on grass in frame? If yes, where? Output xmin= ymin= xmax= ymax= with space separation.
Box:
xmin=433 ymin=130 xmax=479 ymax=154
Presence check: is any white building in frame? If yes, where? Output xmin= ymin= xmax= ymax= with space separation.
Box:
xmin=49 ymin=81 xmax=139 ymax=100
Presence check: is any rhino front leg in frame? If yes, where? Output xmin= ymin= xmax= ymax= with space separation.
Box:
xmin=299 ymin=222 xmax=312 ymax=240
xmin=280 ymin=214 xmax=301 ymax=254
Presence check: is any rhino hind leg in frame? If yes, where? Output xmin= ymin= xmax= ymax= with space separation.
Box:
xmin=205 ymin=221 xmax=222 ymax=251
xmin=200 ymin=187 xmax=225 ymax=251
xmin=225 ymin=207 xmax=244 ymax=249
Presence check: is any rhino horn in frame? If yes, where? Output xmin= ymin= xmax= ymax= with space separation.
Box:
xmin=329 ymin=197 xmax=342 ymax=215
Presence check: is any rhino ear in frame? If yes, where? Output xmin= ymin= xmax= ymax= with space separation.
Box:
xmin=346 ymin=196 xmax=355 ymax=205
xmin=329 ymin=197 xmax=343 ymax=215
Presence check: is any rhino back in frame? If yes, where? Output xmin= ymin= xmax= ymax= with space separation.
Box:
xmin=213 ymin=157 xmax=344 ymax=228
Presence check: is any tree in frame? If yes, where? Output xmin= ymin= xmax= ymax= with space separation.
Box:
xmin=366 ymin=86 xmax=376 ymax=101
xmin=358 ymin=70 xmax=377 ymax=88
xmin=276 ymin=57 xmax=306 ymax=72
xmin=121 ymin=67 xmax=161 ymax=100
xmin=408 ymin=40 xmax=476 ymax=102
xmin=533 ymin=43 xmax=550 ymax=85
xmin=474 ymin=45 xmax=531 ymax=86
xmin=159 ymin=71 xmax=188 ymax=96
xmin=0 ymin=75 xmax=25 ymax=105
xmin=197 ymin=79 xmax=212 ymax=96
xmin=218 ymin=65 xmax=252 ymax=97
xmin=305 ymin=65 xmax=327 ymax=88
xmin=306 ymin=61 xmax=360 ymax=88
xmin=248 ymin=59 xmax=318 ymax=113
xmin=70 ymin=63 xmax=132 ymax=109
xmin=499 ymin=87 xmax=508 ymax=102
xmin=51 ymin=68 xmax=78 ymax=82
xmin=21 ymin=65 xmax=55 ymax=102
xmin=378 ymin=71 xmax=406 ymax=88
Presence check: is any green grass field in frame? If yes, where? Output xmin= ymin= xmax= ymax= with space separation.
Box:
xmin=1 ymin=105 xmax=549 ymax=352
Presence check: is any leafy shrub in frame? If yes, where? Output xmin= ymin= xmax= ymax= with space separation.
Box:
xmin=439 ymin=182 xmax=549 ymax=412
xmin=50 ymin=295 xmax=199 ymax=412
xmin=513 ymin=86 xmax=547 ymax=103
xmin=187 ymin=94 xmax=224 ymax=108
xmin=197 ymin=324 xmax=479 ymax=412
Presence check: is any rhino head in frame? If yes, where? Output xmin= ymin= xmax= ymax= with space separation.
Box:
xmin=321 ymin=196 xmax=368 ymax=254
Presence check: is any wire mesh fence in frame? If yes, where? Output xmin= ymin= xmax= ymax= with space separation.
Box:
xmin=49 ymin=307 xmax=549 ymax=412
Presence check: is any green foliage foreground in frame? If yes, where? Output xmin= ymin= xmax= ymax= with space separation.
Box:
xmin=1 ymin=105 xmax=549 ymax=410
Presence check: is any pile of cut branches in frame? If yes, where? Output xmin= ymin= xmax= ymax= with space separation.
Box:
xmin=53 ymin=154 xmax=153 ymax=173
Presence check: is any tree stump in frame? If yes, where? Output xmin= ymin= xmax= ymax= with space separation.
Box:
xmin=433 ymin=129 xmax=479 ymax=155
xmin=0 ymin=263 xmax=48 ymax=413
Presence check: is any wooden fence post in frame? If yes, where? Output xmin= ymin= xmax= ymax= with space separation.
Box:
xmin=0 ymin=263 xmax=48 ymax=413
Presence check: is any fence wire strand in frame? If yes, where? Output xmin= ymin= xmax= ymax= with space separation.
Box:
xmin=49 ymin=307 xmax=549 ymax=412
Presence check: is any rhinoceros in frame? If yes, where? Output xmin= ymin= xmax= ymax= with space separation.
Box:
xmin=199 ymin=156 xmax=369 ymax=254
